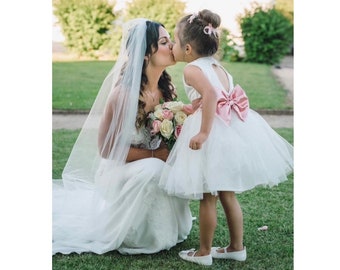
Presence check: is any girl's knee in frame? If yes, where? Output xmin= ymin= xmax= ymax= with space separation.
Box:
xmin=201 ymin=193 xmax=218 ymax=205
xmin=218 ymin=191 xmax=237 ymax=203
xmin=219 ymin=190 xmax=235 ymax=198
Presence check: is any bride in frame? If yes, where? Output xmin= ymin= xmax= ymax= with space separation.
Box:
xmin=52 ymin=18 xmax=192 ymax=255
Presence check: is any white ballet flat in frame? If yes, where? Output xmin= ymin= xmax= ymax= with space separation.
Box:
xmin=211 ymin=246 xmax=247 ymax=261
xmin=179 ymin=248 xmax=212 ymax=266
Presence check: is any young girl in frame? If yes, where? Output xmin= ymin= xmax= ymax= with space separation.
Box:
xmin=159 ymin=10 xmax=294 ymax=266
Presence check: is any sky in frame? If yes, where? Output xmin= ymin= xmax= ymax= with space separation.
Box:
xmin=52 ymin=0 xmax=273 ymax=42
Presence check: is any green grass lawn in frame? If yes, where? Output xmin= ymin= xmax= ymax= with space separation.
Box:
xmin=52 ymin=128 xmax=293 ymax=270
xmin=52 ymin=61 xmax=114 ymax=110
xmin=53 ymin=60 xmax=293 ymax=111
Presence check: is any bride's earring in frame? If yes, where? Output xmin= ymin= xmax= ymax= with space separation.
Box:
xmin=144 ymin=55 xmax=149 ymax=66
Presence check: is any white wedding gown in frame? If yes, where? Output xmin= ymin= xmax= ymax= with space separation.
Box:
xmin=52 ymin=128 xmax=193 ymax=255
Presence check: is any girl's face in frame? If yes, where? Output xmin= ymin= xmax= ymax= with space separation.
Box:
xmin=172 ymin=27 xmax=186 ymax=62
xmin=149 ymin=27 xmax=175 ymax=67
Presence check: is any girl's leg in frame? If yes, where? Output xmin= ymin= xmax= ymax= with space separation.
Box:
xmin=195 ymin=193 xmax=218 ymax=256
xmin=218 ymin=191 xmax=244 ymax=252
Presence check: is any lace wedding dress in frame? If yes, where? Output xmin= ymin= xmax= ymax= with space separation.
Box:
xmin=53 ymin=127 xmax=192 ymax=255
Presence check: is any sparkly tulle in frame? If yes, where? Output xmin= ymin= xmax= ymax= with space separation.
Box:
xmin=159 ymin=109 xmax=293 ymax=200
xmin=159 ymin=57 xmax=293 ymax=200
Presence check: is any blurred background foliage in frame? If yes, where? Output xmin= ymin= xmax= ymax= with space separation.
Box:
xmin=238 ymin=2 xmax=293 ymax=64
xmin=53 ymin=0 xmax=293 ymax=64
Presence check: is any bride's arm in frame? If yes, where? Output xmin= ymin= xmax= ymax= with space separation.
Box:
xmin=98 ymin=93 xmax=115 ymax=158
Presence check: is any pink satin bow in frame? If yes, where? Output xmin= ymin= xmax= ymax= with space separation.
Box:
xmin=216 ymin=84 xmax=249 ymax=125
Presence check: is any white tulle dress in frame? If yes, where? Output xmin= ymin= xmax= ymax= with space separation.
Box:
xmin=53 ymin=127 xmax=192 ymax=255
xmin=159 ymin=57 xmax=294 ymax=200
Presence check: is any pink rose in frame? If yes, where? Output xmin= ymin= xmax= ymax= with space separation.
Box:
xmin=182 ymin=104 xmax=194 ymax=115
xmin=162 ymin=109 xmax=173 ymax=120
xmin=151 ymin=120 xmax=161 ymax=135
xmin=174 ymin=125 xmax=182 ymax=138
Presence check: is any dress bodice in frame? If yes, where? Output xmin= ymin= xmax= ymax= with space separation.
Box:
xmin=183 ymin=57 xmax=234 ymax=102
xmin=130 ymin=126 xmax=161 ymax=150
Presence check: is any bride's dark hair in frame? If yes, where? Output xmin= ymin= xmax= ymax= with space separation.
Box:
xmin=136 ymin=21 xmax=177 ymax=129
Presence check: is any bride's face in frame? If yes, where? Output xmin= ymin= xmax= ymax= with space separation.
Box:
xmin=149 ymin=27 xmax=175 ymax=67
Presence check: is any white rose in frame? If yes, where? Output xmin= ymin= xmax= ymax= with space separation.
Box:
xmin=163 ymin=101 xmax=184 ymax=113
xmin=154 ymin=104 xmax=162 ymax=111
xmin=174 ymin=111 xmax=187 ymax=125
xmin=154 ymin=108 xmax=164 ymax=120
xmin=160 ymin=119 xmax=174 ymax=139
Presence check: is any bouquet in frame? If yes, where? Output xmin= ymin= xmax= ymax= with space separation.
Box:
xmin=147 ymin=100 xmax=193 ymax=150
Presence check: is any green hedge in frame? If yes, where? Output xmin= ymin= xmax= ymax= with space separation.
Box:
xmin=53 ymin=0 xmax=115 ymax=58
xmin=239 ymin=4 xmax=293 ymax=64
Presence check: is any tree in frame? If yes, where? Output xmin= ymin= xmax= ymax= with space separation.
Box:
xmin=53 ymin=0 xmax=116 ymax=58
xmin=238 ymin=3 xmax=293 ymax=64
xmin=275 ymin=0 xmax=294 ymax=23
xmin=217 ymin=28 xmax=241 ymax=62
xmin=125 ymin=0 xmax=186 ymax=39
xmin=104 ymin=0 xmax=186 ymax=59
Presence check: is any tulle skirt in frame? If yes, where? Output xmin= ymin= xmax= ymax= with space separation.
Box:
xmin=159 ymin=109 xmax=294 ymax=200
xmin=53 ymin=158 xmax=192 ymax=255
